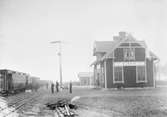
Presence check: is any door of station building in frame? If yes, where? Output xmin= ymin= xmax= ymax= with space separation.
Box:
xmin=124 ymin=66 xmax=136 ymax=87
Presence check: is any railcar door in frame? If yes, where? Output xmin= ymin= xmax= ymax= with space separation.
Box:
xmin=0 ymin=73 xmax=3 ymax=92
xmin=8 ymin=73 xmax=13 ymax=92
xmin=1 ymin=71 xmax=8 ymax=93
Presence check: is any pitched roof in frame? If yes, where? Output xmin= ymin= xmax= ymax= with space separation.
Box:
xmin=93 ymin=41 xmax=119 ymax=55
xmin=146 ymin=51 xmax=159 ymax=61
xmin=102 ymin=40 xmax=147 ymax=60
xmin=93 ymin=33 xmax=135 ymax=55
xmin=90 ymin=60 xmax=101 ymax=66
xmin=91 ymin=32 xmax=159 ymax=66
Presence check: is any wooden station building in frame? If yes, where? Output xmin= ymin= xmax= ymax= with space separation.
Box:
xmin=91 ymin=32 xmax=159 ymax=88
xmin=78 ymin=72 xmax=94 ymax=86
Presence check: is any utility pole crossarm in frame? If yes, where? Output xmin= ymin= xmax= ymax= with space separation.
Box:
xmin=50 ymin=41 xmax=61 ymax=44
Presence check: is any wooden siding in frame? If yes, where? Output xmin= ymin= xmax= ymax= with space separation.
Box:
xmin=114 ymin=48 xmax=124 ymax=62
xmin=105 ymin=46 xmax=154 ymax=88
xmin=100 ymin=62 xmax=105 ymax=88
xmin=105 ymin=59 xmax=114 ymax=88
xmin=135 ymin=48 xmax=145 ymax=61
xmin=93 ymin=65 xmax=97 ymax=86
xmin=93 ymin=40 xmax=155 ymax=88
xmin=114 ymin=48 xmax=145 ymax=62
xmin=146 ymin=59 xmax=154 ymax=87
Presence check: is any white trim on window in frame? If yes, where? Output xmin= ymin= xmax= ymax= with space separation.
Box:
xmin=113 ymin=66 xmax=124 ymax=84
xmin=123 ymin=48 xmax=135 ymax=61
xmin=136 ymin=64 xmax=147 ymax=83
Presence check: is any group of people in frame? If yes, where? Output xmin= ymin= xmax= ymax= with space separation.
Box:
xmin=49 ymin=81 xmax=73 ymax=94
xmin=51 ymin=81 xmax=59 ymax=94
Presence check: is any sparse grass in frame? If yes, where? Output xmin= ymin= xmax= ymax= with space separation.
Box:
xmin=74 ymin=87 xmax=167 ymax=117
xmin=40 ymin=87 xmax=167 ymax=117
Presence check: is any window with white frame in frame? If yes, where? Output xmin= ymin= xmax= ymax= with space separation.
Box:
xmin=114 ymin=66 xmax=123 ymax=83
xmin=124 ymin=48 xmax=135 ymax=60
xmin=136 ymin=66 xmax=146 ymax=83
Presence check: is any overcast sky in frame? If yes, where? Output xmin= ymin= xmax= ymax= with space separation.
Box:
xmin=0 ymin=0 xmax=167 ymax=82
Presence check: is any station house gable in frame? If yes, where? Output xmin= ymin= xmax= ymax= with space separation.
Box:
xmin=92 ymin=32 xmax=159 ymax=88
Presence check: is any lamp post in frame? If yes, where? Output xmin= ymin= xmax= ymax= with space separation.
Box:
xmin=50 ymin=41 xmax=63 ymax=88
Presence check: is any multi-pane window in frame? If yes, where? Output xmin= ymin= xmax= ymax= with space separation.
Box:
xmin=137 ymin=66 xmax=146 ymax=82
xmin=114 ymin=66 xmax=123 ymax=83
xmin=124 ymin=48 xmax=135 ymax=60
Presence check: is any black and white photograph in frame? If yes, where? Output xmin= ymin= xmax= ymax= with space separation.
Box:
xmin=0 ymin=0 xmax=167 ymax=117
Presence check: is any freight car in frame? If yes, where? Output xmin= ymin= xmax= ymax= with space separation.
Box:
xmin=0 ymin=69 xmax=28 ymax=94
xmin=27 ymin=76 xmax=40 ymax=91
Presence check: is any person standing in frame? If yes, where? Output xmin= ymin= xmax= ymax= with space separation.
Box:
xmin=69 ymin=81 xmax=72 ymax=93
xmin=56 ymin=81 xmax=59 ymax=92
xmin=51 ymin=83 xmax=54 ymax=94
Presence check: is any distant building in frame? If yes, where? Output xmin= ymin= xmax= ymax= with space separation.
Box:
xmin=91 ymin=32 xmax=159 ymax=88
xmin=78 ymin=72 xmax=94 ymax=86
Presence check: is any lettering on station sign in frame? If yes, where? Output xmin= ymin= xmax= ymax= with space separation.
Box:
xmin=114 ymin=62 xmax=145 ymax=66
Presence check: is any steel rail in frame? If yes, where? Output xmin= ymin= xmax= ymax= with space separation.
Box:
xmin=0 ymin=92 xmax=34 ymax=112
xmin=4 ymin=94 xmax=40 ymax=117
xmin=0 ymin=92 xmax=42 ymax=117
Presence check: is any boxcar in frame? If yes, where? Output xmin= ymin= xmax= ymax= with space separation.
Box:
xmin=29 ymin=76 xmax=40 ymax=91
xmin=0 ymin=69 xmax=28 ymax=94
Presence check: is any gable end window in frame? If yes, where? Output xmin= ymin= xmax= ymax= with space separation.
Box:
xmin=124 ymin=48 xmax=135 ymax=60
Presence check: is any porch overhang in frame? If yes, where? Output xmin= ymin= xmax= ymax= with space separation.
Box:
xmin=90 ymin=60 xmax=101 ymax=67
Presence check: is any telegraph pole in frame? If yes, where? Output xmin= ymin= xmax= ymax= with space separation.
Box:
xmin=50 ymin=41 xmax=63 ymax=88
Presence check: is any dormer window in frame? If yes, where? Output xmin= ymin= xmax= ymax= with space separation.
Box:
xmin=124 ymin=48 xmax=135 ymax=60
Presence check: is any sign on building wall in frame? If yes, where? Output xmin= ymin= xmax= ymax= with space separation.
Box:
xmin=114 ymin=62 xmax=145 ymax=66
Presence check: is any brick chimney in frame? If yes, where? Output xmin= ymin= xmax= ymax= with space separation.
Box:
xmin=113 ymin=36 xmax=120 ymax=41
xmin=119 ymin=31 xmax=127 ymax=38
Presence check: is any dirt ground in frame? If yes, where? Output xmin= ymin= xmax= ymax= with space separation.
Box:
xmin=25 ymin=87 xmax=167 ymax=117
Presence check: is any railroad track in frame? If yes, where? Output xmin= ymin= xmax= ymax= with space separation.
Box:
xmin=7 ymin=93 xmax=32 ymax=105
xmin=0 ymin=92 xmax=42 ymax=117
xmin=0 ymin=92 xmax=36 ymax=112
